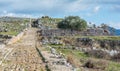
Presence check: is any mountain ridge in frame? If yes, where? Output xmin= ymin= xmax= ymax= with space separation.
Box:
xmin=115 ymin=29 xmax=120 ymax=36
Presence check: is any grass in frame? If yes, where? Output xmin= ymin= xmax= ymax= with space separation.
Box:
xmin=35 ymin=47 xmax=51 ymax=71
xmin=57 ymin=47 xmax=120 ymax=71
xmin=82 ymin=36 xmax=120 ymax=40
xmin=49 ymin=44 xmax=88 ymax=58
xmin=58 ymin=36 xmax=120 ymax=40
xmin=72 ymin=50 xmax=88 ymax=59
xmin=0 ymin=22 xmax=27 ymax=36
xmin=2 ymin=60 xmax=11 ymax=64
xmin=50 ymin=45 xmax=89 ymax=64
xmin=39 ymin=18 xmax=62 ymax=29
xmin=106 ymin=61 xmax=120 ymax=71
xmin=47 ymin=44 xmax=120 ymax=71
xmin=0 ymin=31 xmax=19 ymax=36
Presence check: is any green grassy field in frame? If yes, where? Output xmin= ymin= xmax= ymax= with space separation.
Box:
xmin=0 ymin=31 xmax=19 ymax=36
xmin=57 ymin=36 xmax=120 ymax=41
xmin=0 ymin=23 xmax=27 ymax=36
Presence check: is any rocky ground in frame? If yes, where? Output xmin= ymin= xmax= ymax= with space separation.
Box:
xmin=0 ymin=28 xmax=45 ymax=71
xmin=36 ymin=32 xmax=75 ymax=71
xmin=41 ymin=48 xmax=74 ymax=71
xmin=0 ymin=27 xmax=76 ymax=71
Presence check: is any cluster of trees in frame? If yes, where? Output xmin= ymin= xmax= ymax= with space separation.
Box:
xmin=57 ymin=16 xmax=87 ymax=31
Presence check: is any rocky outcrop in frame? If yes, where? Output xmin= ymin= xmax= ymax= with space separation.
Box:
xmin=75 ymin=38 xmax=120 ymax=50
xmin=97 ymin=40 xmax=120 ymax=50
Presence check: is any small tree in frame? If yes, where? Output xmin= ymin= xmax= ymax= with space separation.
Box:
xmin=57 ymin=16 xmax=87 ymax=31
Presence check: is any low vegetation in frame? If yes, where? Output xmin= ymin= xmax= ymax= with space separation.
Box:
xmin=36 ymin=15 xmax=120 ymax=71
xmin=57 ymin=16 xmax=87 ymax=31
xmin=47 ymin=44 xmax=120 ymax=71
xmin=0 ymin=23 xmax=27 ymax=36
xmin=85 ymin=50 xmax=111 ymax=59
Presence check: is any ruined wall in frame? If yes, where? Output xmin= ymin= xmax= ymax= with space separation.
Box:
xmin=74 ymin=38 xmax=120 ymax=50
xmin=40 ymin=29 xmax=109 ymax=37
xmin=60 ymin=37 xmax=120 ymax=50
xmin=41 ymin=29 xmax=84 ymax=36
xmin=96 ymin=40 xmax=120 ymax=50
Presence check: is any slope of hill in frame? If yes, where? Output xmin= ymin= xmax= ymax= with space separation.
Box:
xmin=115 ymin=29 xmax=120 ymax=36
xmin=0 ymin=16 xmax=35 ymax=23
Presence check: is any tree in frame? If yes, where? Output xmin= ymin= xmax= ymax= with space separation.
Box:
xmin=57 ymin=16 xmax=87 ymax=31
xmin=101 ymin=23 xmax=108 ymax=29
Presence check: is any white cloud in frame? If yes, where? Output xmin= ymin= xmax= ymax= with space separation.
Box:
xmin=0 ymin=0 xmax=92 ymax=17
xmin=109 ymin=22 xmax=120 ymax=29
xmin=0 ymin=11 xmax=39 ymax=18
xmin=93 ymin=6 xmax=101 ymax=13
xmin=0 ymin=0 xmax=89 ymax=14
xmin=64 ymin=0 xmax=88 ymax=13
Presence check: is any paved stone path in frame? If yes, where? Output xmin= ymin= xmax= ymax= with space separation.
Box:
xmin=41 ymin=50 xmax=73 ymax=71
xmin=0 ymin=28 xmax=45 ymax=71
xmin=0 ymin=27 xmax=76 ymax=71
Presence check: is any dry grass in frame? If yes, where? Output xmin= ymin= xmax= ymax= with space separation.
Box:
xmin=67 ymin=54 xmax=81 ymax=67
xmin=83 ymin=58 xmax=109 ymax=70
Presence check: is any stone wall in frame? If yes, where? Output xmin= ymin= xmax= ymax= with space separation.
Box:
xmin=74 ymin=38 xmax=120 ymax=50
xmin=40 ymin=29 xmax=85 ymax=36
xmin=39 ymin=29 xmax=109 ymax=37
xmin=41 ymin=36 xmax=120 ymax=50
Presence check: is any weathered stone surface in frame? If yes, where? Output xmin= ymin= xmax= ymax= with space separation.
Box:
xmin=0 ymin=28 xmax=45 ymax=71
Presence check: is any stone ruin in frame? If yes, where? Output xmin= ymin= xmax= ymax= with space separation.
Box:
xmin=39 ymin=28 xmax=110 ymax=37
xmin=41 ymin=37 xmax=63 ymax=45
xmin=0 ymin=35 xmax=12 ymax=39
xmin=40 ymin=29 xmax=83 ymax=36
xmin=49 ymin=46 xmax=73 ymax=69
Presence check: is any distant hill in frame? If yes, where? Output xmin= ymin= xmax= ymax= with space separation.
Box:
xmin=106 ymin=26 xmax=120 ymax=36
xmin=115 ymin=29 xmax=120 ymax=36
xmin=0 ymin=16 xmax=35 ymax=22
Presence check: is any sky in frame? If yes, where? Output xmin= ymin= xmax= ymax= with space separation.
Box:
xmin=0 ymin=0 xmax=120 ymax=29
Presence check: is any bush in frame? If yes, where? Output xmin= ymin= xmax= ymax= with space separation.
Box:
xmin=84 ymin=60 xmax=94 ymax=68
xmin=67 ymin=54 xmax=80 ymax=67
xmin=67 ymin=54 xmax=74 ymax=64
xmin=85 ymin=50 xmax=110 ymax=59
xmin=84 ymin=59 xmax=108 ymax=70
xmin=57 ymin=16 xmax=87 ymax=31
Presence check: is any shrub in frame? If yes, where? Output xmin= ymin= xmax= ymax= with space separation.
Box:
xmin=67 ymin=54 xmax=80 ymax=67
xmin=85 ymin=50 xmax=110 ymax=59
xmin=84 ymin=59 xmax=108 ymax=70
xmin=84 ymin=60 xmax=94 ymax=68
xmin=57 ymin=16 xmax=87 ymax=31
xmin=67 ymin=54 xmax=74 ymax=65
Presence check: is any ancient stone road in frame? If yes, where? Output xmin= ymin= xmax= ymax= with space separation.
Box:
xmin=0 ymin=28 xmax=75 ymax=71
xmin=0 ymin=28 xmax=45 ymax=71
